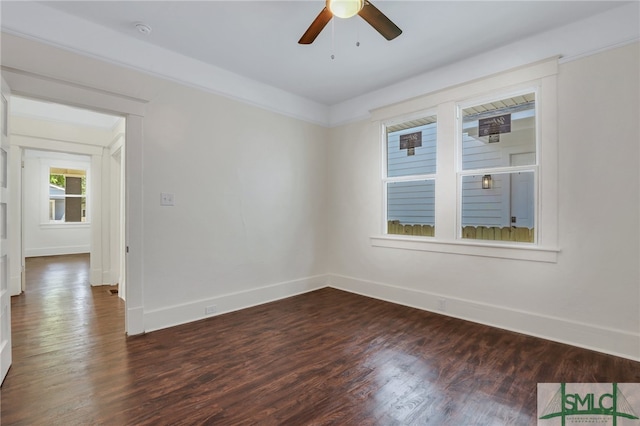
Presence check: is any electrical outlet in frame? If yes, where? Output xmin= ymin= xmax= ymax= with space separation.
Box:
xmin=204 ymin=305 xmax=217 ymax=315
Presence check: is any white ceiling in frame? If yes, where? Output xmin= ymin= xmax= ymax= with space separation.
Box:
xmin=17 ymin=1 xmax=632 ymax=106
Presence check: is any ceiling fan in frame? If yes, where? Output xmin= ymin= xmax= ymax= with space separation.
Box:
xmin=299 ymin=0 xmax=402 ymax=45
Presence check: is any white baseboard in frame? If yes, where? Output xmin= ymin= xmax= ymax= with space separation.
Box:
xmin=25 ymin=246 xmax=90 ymax=257
xmin=143 ymin=274 xmax=329 ymax=333
xmin=328 ymin=274 xmax=640 ymax=362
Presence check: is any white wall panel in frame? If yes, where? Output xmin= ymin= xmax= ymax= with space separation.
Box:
xmin=141 ymin=82 xmax=329 ymax=313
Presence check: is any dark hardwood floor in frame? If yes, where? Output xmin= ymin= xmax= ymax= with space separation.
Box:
xmin=1 ymin=254 xmax=638 ymax=425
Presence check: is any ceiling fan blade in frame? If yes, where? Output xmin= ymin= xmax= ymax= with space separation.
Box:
xmin=298 ymin=7 xmax=333 ymax=44
xmin=358 ymin=0 xmax=402 ymax=41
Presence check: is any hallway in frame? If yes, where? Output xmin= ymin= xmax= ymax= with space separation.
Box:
xmin=2 ymin=254 xmax=125 ymax=423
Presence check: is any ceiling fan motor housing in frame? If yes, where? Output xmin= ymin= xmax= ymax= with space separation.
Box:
xmin=299 ymin=0 xmax=401 ymax=44
xmin=327 ymin=0 xmax=364 ymax=19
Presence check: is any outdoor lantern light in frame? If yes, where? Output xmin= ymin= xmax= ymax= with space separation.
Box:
xmin=482 ymin=174 xmax=492 ymax=189
xmin=328 ymin=0 xmax=364 ymax=18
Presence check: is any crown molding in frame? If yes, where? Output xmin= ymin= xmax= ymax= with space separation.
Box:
xmin=0 ymin=1 xmax=330 ymax=127
xmin=328 ymin=2 xmax=639 ymax=128
xmin=1 ymin=2 xmax=637 ymax=129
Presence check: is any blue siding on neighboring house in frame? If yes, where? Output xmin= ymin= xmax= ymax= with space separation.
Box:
xmin=387 ymin=180 xmax=435 ymax=225
xmin=387 ymin=125 xmax=437 ymax=178
xmin=460 ymin=132 xmax=508 ymax=227
xmin=460 ymin=110 xmax=536 ymax=227
xmin=386 ymin=110 xmax=536 ymax=229
xmin=461 ymin=174 xmax=505 ymax=227
xmin=461 ymin=133 xmax=503 ymax=170
xmin=387 ymin=123 xmax=437 ymax=225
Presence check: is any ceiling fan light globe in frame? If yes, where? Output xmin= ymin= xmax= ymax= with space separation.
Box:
xmin=328 ymin=0 xmax=364 ymax=19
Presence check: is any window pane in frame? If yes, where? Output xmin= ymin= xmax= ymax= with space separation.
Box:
xmin=50 ymin=199 xmax=63 ymax=221
xmin=387 ymin=115 xmax=437 ymax=177
xmin=65 ymin=197 xmax=82 ymax=222
xmin=49 ymin=168 xmax=87 ymax=222
xmin=387 ymin=180 xmax=435 ymax=236
xmin=50 ymin=173 xmax=65 ymax=189
xmin=461 ymin=93 xmax=536 ymax=170
xmin=461 ymin=172 xmax=535 ymax=243
xmin=66 ymin=176 xmax=82 ymax=195
xmin=49 ymin=174 xmax=65 ymax=221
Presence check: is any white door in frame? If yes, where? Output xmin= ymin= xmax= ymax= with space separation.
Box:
xmin=0 ymin=77 xmax=12 ymax=385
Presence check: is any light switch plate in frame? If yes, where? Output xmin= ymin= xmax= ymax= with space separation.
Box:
xmin=160 ymin=192 xmax=174 ymax=206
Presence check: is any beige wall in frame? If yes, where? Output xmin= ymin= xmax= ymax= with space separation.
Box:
xmin=2 ymin=33 xmax=329 ymax=332
xmin=2 ymin=32 xmax=638 ymax=359
xmin=141 ymin=82 xmax=329 ymax=322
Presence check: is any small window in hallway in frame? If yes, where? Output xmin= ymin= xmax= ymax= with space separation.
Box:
xmin=49 ymin=167 xmax=87 ymax=222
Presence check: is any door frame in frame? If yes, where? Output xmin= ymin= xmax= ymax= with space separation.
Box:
xmin=1 ymin=76 xmax=13 ymax=384
xmin=3 ymin=67 xmax=145 ymax=335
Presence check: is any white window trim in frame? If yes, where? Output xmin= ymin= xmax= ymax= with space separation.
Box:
xmin=39 ymin=222 xmax=90 ymax=230
xmin=371 ymin=58 xmax=560 ymax=263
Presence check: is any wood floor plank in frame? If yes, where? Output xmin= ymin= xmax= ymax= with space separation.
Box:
xmin=1 ymin=254 xmax=638 ymax=425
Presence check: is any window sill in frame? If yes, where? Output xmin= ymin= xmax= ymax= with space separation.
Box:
xmin=370 ymin=235 xmax=559 ymax=263
xmin=40 ymin=222 xmax=91 ymax=229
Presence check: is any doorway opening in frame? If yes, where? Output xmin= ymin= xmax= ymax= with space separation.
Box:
xmin=11 ymin=96 xmax=126 ymax=312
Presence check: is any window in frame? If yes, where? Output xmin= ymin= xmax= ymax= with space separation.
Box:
xmin=49 ymin=167 xmax=87 ymax=223
xmin=384 ymin=114 xmax=437 ymax=236
xmin=459 ymin=91 xmax=537 ymax=243
xmin=372 ymin=58 xmax=559 ymax=262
